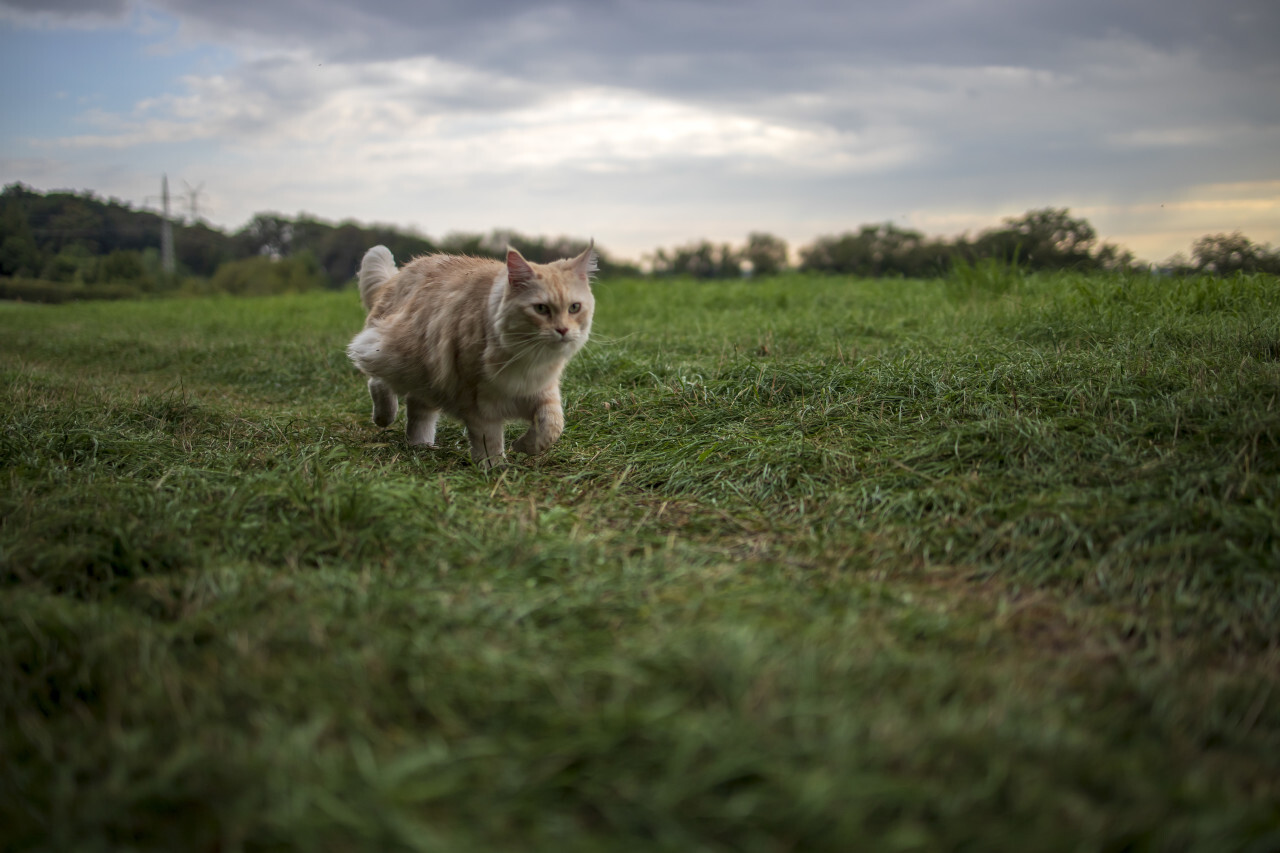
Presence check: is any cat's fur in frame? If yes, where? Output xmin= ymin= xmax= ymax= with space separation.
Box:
xmin=347 ymin=243 xmax=596 ymax=468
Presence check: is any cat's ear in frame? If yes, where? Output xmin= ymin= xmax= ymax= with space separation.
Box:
xmin=506 ymin=247 xmax=535 ymax=289
xmin=571 ymin=239 xmax=598 ymax=282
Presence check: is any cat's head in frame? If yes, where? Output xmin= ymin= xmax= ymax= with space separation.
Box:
xmin=499 ymin=242 xmax=596 ymax=356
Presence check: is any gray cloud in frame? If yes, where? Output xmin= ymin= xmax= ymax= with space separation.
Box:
xmin=3 ymin=0 xmax=1277 ymax=261
xmin=1 ymin=0 xmax=127 ymax=14
xmin=140 ymin=0 xmax=1280 ymax=78
xmin=9 ymin=0 xmax=1277 ymax=125
xmin=14 ymin=0 xmax=1275 ymax=79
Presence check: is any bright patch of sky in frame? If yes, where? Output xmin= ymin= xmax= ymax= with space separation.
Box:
xmin=0 ymin=13 xmax=233 ymax=143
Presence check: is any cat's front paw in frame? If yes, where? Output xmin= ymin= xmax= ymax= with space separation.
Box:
xmin=369 ymin=379 xmax=398 ymax=427
xmin=511 ymin=431 xmax=550 ymax=456
xmin=373 ymin=402 xmax=398 ymax=428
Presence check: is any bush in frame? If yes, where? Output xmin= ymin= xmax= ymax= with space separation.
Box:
xmin=208 ymin=252 xmax=327 ymax=296
xmin=0 ymin=278 xmax=143 ymax=303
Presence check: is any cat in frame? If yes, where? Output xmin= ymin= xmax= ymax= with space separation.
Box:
xmin=347 ymin=242 xmax=596 ymax=468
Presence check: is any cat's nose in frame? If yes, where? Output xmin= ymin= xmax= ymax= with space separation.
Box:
xmin=555 ymin=327 xmax=569 ymax=337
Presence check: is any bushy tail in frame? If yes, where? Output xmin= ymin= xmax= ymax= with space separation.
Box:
xmin=358 ymin=245 xmax=397 ymax=311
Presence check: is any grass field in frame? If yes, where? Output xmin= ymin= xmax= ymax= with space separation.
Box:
xmin=2 ymin=268 xmax=1279 ymax=851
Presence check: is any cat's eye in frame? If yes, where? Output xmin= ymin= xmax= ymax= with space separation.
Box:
xmin=569 ymin=302 xmax=582 ymax=314
xmin=533 ymin=303 xmax=551 ymax=315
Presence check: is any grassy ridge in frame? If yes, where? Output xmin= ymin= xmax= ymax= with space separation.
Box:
xmin=2 ymin=271 xmax=1279 ymax=851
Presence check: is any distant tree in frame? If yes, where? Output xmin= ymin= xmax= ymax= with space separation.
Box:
xmin=0 ymin=234 xmax=40 ymax=277
xmin=476 ymin=229 xmax=594 ymax=265
xmin=315 ymin=223 xmax=373 ymax=286
xmin=99 ymin=249 xmax=146 ymax=283
xmin=210 ymin=253 xmax=326 ymax=296
xmin=976 ymin=208 xmax=1097 ymax=270
xmin=596 ymin=251 xmax=642 ymax=279
xmin=236 ymin=213 xmax=294 ymax=258
xmin=42 ymin=197 xmax=101 ymax=255
xmin=798 ymin=223 xmax=932 ymax=277
xmin=176 ymin=221 xmax=234 ymax=278
xmin=370 ymin=227 xmax=435 ymax=267
xmin=471 ymin=229 xmax=635 ymax=276
xmin=480 ymin=229 xmax=531 ymax=259
xmin=0 ymin=190 xmax=42 ymax=277
xmin=2 ymin=184 xmax=237 ymax=280
xmin=1092 ymin=241 xmax=1138 ymax=272
xmin=913 ymin=238 xmax=961 ymax=276
xmin=40 ymin=245 xmax=94 ymax=283
xmin=1190 ymin=232 xmax=1280 ymax=274
xmin=438 ymin=232 xmax=488 ymax=257
xmin=0 ymin=185 xmax=631 ymax=291
xmin=798 ymin=234 xmax=844 ymax=274
xmin=742 ymin=232 xmax=788 ymax=276
xmin=652 ymin=240 xmax=740 ymax=278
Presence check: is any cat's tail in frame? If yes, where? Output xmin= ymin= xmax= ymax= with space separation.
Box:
xmin=358 ymin=245 xmax=398 ymax=312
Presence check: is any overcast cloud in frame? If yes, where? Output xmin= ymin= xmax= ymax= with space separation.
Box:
xmin=2 ymin=0 xmax=1277 ymax=262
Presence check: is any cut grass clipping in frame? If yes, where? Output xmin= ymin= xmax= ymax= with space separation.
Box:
xmin=2 ymin=269 xmax=1279 ymax=852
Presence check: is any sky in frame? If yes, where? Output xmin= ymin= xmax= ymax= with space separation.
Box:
xmin=1 ymin=0 xmax=1277 ymax=265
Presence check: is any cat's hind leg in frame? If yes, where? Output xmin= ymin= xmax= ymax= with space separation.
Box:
xmin=465 ymin=420 xmax=505 ymax=469
xmin=368 ymin=377 xmax=398 ymax=427
xmin=406 ymin=395 xmax=440 ymax=446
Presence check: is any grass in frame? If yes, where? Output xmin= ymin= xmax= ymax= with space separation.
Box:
xmin=2 ymin=269 xmax=1279 ymax=851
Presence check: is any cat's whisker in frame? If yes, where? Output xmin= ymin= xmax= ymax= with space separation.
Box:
xmin=578 ymin=332 xmax=631 ymax=346
xmin=488 ymin=334 xmax=569 ymax=379
xmin=489 ymin=349 xmax=539 ymax=379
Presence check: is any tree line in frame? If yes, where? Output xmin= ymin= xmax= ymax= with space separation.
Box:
xmin=0 ymin=184 xmax=639 ymax=302
xmin=2 ymin=183 xmax=1276 ymax=303
xmin=650 ymin=208 xmax=1280 ymax=278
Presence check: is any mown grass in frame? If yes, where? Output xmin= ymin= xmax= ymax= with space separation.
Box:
xmin=2 ymin=270 xmax=1278 ymax=852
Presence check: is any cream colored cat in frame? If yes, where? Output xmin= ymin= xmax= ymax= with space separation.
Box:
xmin=347 ymin=243 xmax=596 ymax=468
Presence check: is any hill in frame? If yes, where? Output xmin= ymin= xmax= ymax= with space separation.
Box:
xmin=0 ymin=184 xmax=635 ymax=301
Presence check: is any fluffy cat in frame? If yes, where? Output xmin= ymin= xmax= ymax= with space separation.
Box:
xmin=347 ymin=242 xmax=596 ymax=468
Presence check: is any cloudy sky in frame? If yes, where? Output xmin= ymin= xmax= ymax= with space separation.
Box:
xmin=2 ymin=0 xmax=1277 ymax=264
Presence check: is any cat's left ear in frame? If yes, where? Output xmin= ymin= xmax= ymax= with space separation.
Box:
xmin=572 ymin=239 xmax=598 ymax=282
xmin=506 ymin=247 xmax=535 ymax=289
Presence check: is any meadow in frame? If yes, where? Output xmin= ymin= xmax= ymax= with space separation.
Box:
xmin=2 ymin=267 xmax=1278 ymax=851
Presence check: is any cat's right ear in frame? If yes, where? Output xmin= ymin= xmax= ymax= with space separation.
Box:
xmin=506 ymin=247 xmax=535 ymax=289
xmin=571 ymin=239 xmax=598 ymax=281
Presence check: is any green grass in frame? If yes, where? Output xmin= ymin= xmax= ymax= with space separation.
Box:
xmin=2 ymin=271 xmax=1279 ymax=852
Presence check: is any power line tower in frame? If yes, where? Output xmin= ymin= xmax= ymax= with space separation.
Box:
xmin=160 ymin=174 xmax=175 ymax=278
xmin=182 ymin=180 xmax=206 ymax=222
